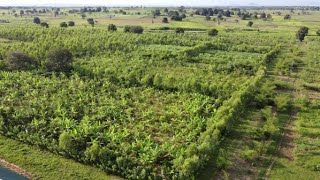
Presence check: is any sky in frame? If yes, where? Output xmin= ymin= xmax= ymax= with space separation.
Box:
xmin=0 ymin=0 xmax=319 ymax=7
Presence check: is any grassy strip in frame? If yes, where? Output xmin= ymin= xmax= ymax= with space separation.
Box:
xmin=0 ymin=135 xmax=121 ymax=180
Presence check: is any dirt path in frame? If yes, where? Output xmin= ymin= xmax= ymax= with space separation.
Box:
xmin=265 ymin=50 xmax=302 ymax=179
xmin=0 ymin=159 xmax=32 ymax=179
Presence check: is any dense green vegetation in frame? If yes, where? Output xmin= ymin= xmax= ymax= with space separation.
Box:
xmin=0 ymin=24 xmax=280 ymax=179
xmin=0 ymin=5 xmax=319 ymax=180
xmin=0 ymin=135 xmax=120 ymax=179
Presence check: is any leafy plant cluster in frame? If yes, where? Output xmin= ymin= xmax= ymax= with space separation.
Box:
xmin=0 ymin=26 xmax=281 ymax=179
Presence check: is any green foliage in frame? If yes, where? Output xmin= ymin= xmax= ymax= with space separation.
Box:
xmin=240 ymin=148 xmax=258 ymax=161
xmin=5 ymin=51 xmax=36 ymax=71
xmin=296 ymin=26 xmax=309 ymax=42
xmin=274 ymin=94 xmax=291 ymax=112
xmin=216 ymin=149 xmax=232 ymax=169
xmin=0 ymin=25 xmax=282 ymax=179
xmin=46 ymin=48 xmax=73 ymax=72
xmin=208 ymin=29 xmax=218 ymax=37
xmin=284 ymin=14 xmax=291 ymax=20
xmin=59 ymin=132 xmax=74 ymax=152
xmin=261 ymin=106 xmax=279 ymax=139
xmin=162 ymin=17 xmax=168 ymax=23
xmin=85 ymin=140 xmax=100 ymax=162
xmin=247 ymin=21 xmax=254 ymax=27
xmin=60 ymin=22 xmax=68 ymax=28
xmin=40 ymin=22 xmax=49 ymax=28
xmin=33 ymin=17 xmax=40 ymax=24
xmin=123 ymin=26 xmax=143 ymax=34
xmin=175 ymin=27 xmax=185 ymax=33
xmin=68 ymin=21 xmax=75 ymax=27
xmin=107 ymin=24 xmax=117 ymax=32
xmin=87 ymin=18 xmax=94 ymax=27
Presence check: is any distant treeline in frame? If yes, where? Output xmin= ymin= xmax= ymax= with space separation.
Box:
xmin=0 ymin=6 xmax=320 ymax=11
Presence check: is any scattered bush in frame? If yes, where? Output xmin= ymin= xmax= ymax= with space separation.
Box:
xmin=274 ymin=94 xmax=291 ymax=112
xmin=123 ymin=26 xmax=144 ymax=34
xmin=40 ymin=22 xmax=49 ymax=28
xmin=33 ymin=17 xmax=40 ymax=24
xmin=60 ymin=22 xmax=68 ymax=28
xmin=208 ymin=29 xmax=218 ymax=37
xmin=240 ymin=148 xmax=258 ymax=161
xmin=175 ymin=27 xmax=185 ymax=34
xmin=84 ymin=141 xmax=100 ymax=162
xmin=296 ymin=26 xmax=309 ymax=42
xmin=107 ymin=24 xmax=117 ymax=31
xmin=46 ymin=48 xmax=73 ymax=72
xmin=59 ymin=132 xmax=74 ymax=152
xmin=68 ymin=21 xmax=75 ymax=26
xmin=162 ymin=17 xmax=169 ymax=23
xmin=87 ymin=18 xmax=94 ymax=27
xmin=247 ymin=21 xmax=254 ymax=27
xmin=5 ymin=51 xmax=36 ymax=71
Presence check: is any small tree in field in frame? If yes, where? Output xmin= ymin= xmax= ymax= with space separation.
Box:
xmin=162 ymin=17 xmax=169 ymax=23
xmin=175 ymin=27 xmax=184 ymax=34
xmin=46 ymin=48 xmax=73 ymax=72
xmin=60 ymin=22 xmax=68 ymax=28
xmin=247 ymin=21 xmax=254 ymax=27
xmin=205 ymin=15 xmax=211 ymax=21
xmin=68 ymin=21 xmax=75 ymax=26
xmin=317 ymin=30 xmax=320 ymax=36
xmin=87 ymin=18 xmax=94 ymax=27
xmin=40 ymin=22 xmax=49 ymax=28
xmin=33 ymin=17 xmax=40 ymax=24
xmin=130 ymin=26 xmax=144 ymax=34
xmin=296 ymin=26 xmax=309 ymax=42
xmin=208 ymin=29 xmax=218 ymax=37
xmin=284 ymin=14 xmax=291 ymax=20
xmin=124 ymin=26 xmax=130 ymax=33
xmin=107 ymin=24 xmax=117 ymax=31
xmin=81 ymin=14 xmax=86 ymax=19
xmin=5 ymin=51 xmax=36 ymax=71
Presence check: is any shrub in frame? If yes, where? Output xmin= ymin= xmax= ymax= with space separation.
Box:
xmin=171 ymin=15 xmax=182 ymax=21
xmin=59 ymin=132 xmax=74 ymax=152
xmin=247 ymin=21 xmax=254 ymax=27
xmin=33 ymin=17 xmax=40 ymax=24
xmin=274 ymin=94 xmax=290 ymax=112
xmin=208 ymin=29 xmax=218 ymax=36
xmin=296 ymin=26 xmax=309 ymax=42
xmin=124 ymin=26 xmax=144 ymax=34
xmin=124 ymin=25 xmax=130 ymax=33
xmin=87 ymin=18 xmax=94 ymax=27
xmin=5 ymin=51 xmax=36 ymax=71
xmin=84 ymin=140 xmax=100 ymax=162
xmin=46 ymin=48 xmax=73 ymax=72
xmin=284 ymin=14 xmax=291 ymax=20
xmin=240 ymin=148 xmax=258 ymax=161
xmin=107 ymin=24 xmax=117 ymax=31
xmin=162 ymin=17 xmax=169 ymax=23
xmin=175 ymin=27 xmax=185 ymax=34
xmin=68 ymin=21 xmax=75 ymax=26
xmin=317 ymin=30 xmax=320 ymax=36
xmin=40 ymin=22 xmax=49 ymax=28
xmin=60 ymin=22 xmax=68 ymax=28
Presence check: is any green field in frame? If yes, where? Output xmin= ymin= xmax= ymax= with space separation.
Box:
xmin=0 ymin=6 xmax=319 ymax=179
